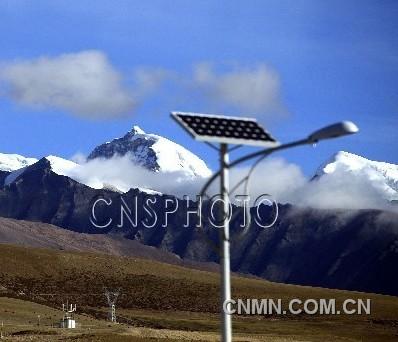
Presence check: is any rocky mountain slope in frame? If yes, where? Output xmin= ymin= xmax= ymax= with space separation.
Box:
xmin=0 ymin=159 xmax=397 ymax=296
xmin=4 ymin=155 xmax=79 ymax=186
xmin=0 ymin=217 xmax=217 ymax=272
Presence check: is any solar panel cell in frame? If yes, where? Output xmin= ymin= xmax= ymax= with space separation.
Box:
xmin=171 ymin=112 xmax=279 ymax=147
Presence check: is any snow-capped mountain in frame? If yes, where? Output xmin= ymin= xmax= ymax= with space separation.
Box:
xmin=0 ymin=153 xmax=38 ymax=172
xmin=314 ymin=151 xmax=398 ymax=201
xmin=5 ymin=155 xmax=80 ymax=186
xmin=87 ymin=125 xmax=211 ymax=178
xmin=2 ymin=126 xmax=211 ymax=194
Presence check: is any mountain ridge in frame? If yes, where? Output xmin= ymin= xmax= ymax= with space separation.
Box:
xmin=314 ymin=150 xmax=398 ymax=202
xmin=0 ymin=161 xmax=396 ymax=295
xmin=1 ymin=125 xmax=212 ymax=192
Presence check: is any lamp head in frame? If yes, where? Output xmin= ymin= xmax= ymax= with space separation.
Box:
xmin=308 ymin=121 xmax=359 ymax=143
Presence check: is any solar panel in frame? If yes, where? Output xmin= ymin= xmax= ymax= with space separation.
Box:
xmin=171 ymin=111 xmax=279 ymax=147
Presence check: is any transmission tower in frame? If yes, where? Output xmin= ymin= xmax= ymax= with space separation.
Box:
xmin=104 ymin=288 xmax=120 ymax=323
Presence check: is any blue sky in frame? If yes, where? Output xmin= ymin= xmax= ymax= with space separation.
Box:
xmin=0 ymin=1 xmax=397 ymax=174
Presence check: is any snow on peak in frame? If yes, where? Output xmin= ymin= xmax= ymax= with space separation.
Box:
xmin=153 ymin=135 xmax=211 ymax=177
xmin=131 ymin=125 xmax=145 ymax=135
xmin=0 ymin=153 xmax=38 ymax=172
xmin=87 ymin=126 xmax=211 ymax=178
xmin=2 ymin=125 xmax=212 ymax=195
xmin=44 ymin=155 xmax=79 ymax=176
xmin=315 ymin=151 xmax=398 ymax=200
xmin=316 ymin=151 xmax=398 ymax=177
xmin=4 ymin=155 xmax=80 ymax=186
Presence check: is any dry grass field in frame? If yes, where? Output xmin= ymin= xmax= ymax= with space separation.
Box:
xmin=0 ymin=243 xmax=397 ymax=341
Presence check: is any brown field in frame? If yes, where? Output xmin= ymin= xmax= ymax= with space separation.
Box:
xmin=0 ymin=243 xmax=397 ymax=341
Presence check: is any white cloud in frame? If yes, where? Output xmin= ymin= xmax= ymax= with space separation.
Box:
xmin=66 ymin=154 xmax=394 ymax=212
xmin=233 ymin=158 xmax=395 ymax=211
xmin=0 ymin=50 xmax=135 ymax=118
xmin=133 ymin=67 xmax=173 ymax=97
xmin=291 ymin=168 xmax=394 ymax=211
xmin=69 ymin=155 xmax=207 ymax=198
xmin=191 ymin=63 xmax=285 ymax=117
xmin=0 ymin=54 xmax=286 ymax=120
xmin=229 ymin=158 xmax=306 ymax=204
xmin=70 ymin=152 xmax=87 ymax=164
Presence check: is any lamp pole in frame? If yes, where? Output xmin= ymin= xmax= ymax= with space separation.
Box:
xmin=220 ymin=143 xmax=232 ymax=342
xmin=171 ymin=112 xmax=358 ymax=342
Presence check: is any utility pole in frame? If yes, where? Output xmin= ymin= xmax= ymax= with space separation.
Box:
xmin=220 ymin=143 xmax=232 ymax=342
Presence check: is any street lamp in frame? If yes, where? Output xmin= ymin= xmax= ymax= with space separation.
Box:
xmin=171 ymin=111 xmax=359 ymax=342
xmin=308 ymin=121 xmax=359 ymax=143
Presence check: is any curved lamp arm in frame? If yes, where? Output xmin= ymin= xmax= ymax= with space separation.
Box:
xmin=199 ymin=138 xmax=310 ymax=198
xmin=199 ymin=119 xmax=359 ymax=197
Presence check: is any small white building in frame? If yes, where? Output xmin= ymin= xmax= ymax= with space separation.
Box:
xmin=60 ymin=318 xmax=76 ymax=329
xmin=59 ymin=303 xmax=77 ymax=329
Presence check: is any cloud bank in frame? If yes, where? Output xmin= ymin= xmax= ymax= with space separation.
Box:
xmin=191 ymin=63 xmax=284 ymax=116
xmin=0 ymin=50 xmax=135 ymax=118
xmin=229 ymin=158 xmax=396 ymax=211
xmin=66 ymin=154 xmax=395 ymax=212
xmin=69 ymin=155 xmax=207 ymax=199
xmin=0 ymin=50 xmax=285 ymax=120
